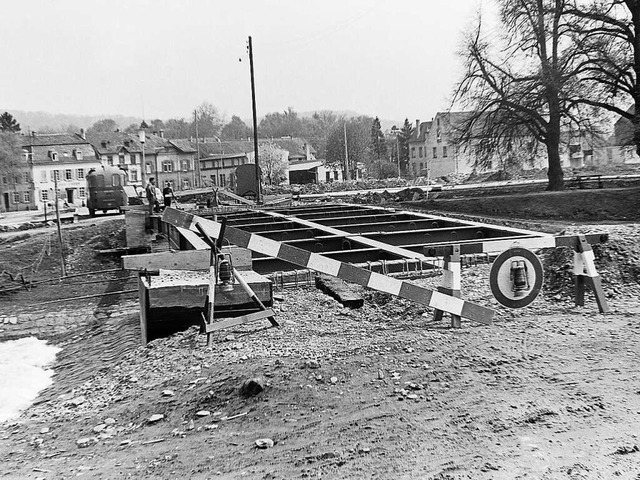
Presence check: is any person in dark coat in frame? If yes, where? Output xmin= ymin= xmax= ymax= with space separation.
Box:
xmin=145 ymin=178 xmax=157 ymax=215
xmin=163 ymin=185 xmax=175 ymax=208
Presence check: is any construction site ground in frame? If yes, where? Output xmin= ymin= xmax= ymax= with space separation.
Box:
xmin=1 ymin=186 xmax=640 ymax=480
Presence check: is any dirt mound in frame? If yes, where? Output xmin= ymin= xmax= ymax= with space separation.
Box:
xmin=542 ymin=224 xmax=640 ymax=298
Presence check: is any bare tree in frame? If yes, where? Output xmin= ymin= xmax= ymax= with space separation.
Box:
xmin=453 ymin=0 xmax=603 ymax=190
xmin=258 ymin=141 xmax=288 ymax=185
xmin=566 ymin=1 xmax=640 ymax=154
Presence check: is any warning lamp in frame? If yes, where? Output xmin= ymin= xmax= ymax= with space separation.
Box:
xmin=510 ymin=260 xmax=529 ymax=297
xmin=218 ymin=255 xmax=234 ymax=292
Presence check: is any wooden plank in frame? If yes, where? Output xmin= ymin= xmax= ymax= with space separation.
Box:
xmin=122 ymin=247 xmax=252 ymax=272
xmin=162 ymin=208 xmax=495 ymax=325
xmin=315 ymin=274 xmax=364 ymax=309
xmin=123 ymin=250 xmax=210 ymax=271
xmin=203 ymin=309 xmax=275 ymax=333
xmin=138 ymin=275 xmax=149 ymax=346
xmin=146 ymin=270 xmax=272 ymax=309
xmin=176 ymin=226 xmax=210 ymax=250
xmin=218 ymin=190 xmax=255 ymax=205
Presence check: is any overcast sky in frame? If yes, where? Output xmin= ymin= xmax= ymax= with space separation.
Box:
xmin=1 ymin=0 xmax=490 ymax=124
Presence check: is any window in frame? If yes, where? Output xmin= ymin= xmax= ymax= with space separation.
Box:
xmin=443 ymin=146 xmax=448 ymax=158
xmin=412 ymin=163 xmax=417 ymax=174
xmin=40 ymin=171 xmax=47 ymax=183
xmin=182 ymin=179 xmax=190 ymax=189
xmin=146 ymin=163 xmax=152 ymax=174
xmin=411 ymin=147 xmax=416 ymax=158
xmin=23 ymin=172 xmax=30 ymax=183
xmin=112 ymin=174 xmax=121 ymax=186
xmin=419 ymin=147 xmax=423 ymax=158
xmin=41 ymin=190 xmax=49 ymax=201
xmin=334 ymin=171 xmax=339 ymax=180
xmin=326 ymin=172 xmax=331 ymax=182
xmin=13 ymin=192 xmax=20 ymax=203
xmin=74 ymin=149 xmax=83 ymax=160
xmin=79 ymin=187 xmax=86 ymax=198
xmin=182 ymin=160 xmax=189 ymax=172
xmin=53 ymin=170 xmax=60 ymax=181
xmin=162 ymin=160 xmax=173 ymax=172
xmin=77 ymin=168 xmax=84 ymax=179
xmin=49 ymin=150 xmax=58 ymax=161
xmin=65 ymin=169 xmax=73 ymax=181
xmin=14 ymin=175 xmax=21 ymax=184
xmin=210 ymin=174 xmax=217 ymax=186
xmin=107 ymin=155 xmax=114 ymax=166
xmin=419 ymin=162 xmax=423 ymax=172
xmin=119 ymin=154 xmax=125 ymax=165
xmin=129 ymin=170 xmax=138 ymax=182
xmin=219 ymin=173 xmax=226 ymax=187
xmin=2 ymin=176 xmax=7 ymax=184
xmin=433 ymin=147 xmax=437 ymax=159
xmin=23 ymin=192 xmax=30 ymax=203
xmin=130 ymin=154 xmax=137 ymax=165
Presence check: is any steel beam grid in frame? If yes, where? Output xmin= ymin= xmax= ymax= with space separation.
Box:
xmin=184 ymin=203 xmax=556 ymax=275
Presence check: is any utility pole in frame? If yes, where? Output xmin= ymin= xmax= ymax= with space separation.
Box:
xmin=343 ymin=121 xmax=350 ymax=181
xmin=53 ymin=173 xmax=66 ymax=276
xmin=194 ymin=109 xmax=201 ymax=187
xmin=248 ymin=36 xmax=262 ymax=203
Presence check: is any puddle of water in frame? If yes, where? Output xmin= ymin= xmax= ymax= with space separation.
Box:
xmin=0 ymin=337 xmax=60 ymax=423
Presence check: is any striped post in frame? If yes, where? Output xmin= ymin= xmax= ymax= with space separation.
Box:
xmin=433 ymin=245 xmax=462 ymax=328
xmin=574 ymin=235 xmax=609 ymax=313
xmin=162 ymin=208 xmax=495 ymax=325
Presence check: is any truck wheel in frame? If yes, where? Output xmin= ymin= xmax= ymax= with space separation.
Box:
xmin=89 ymin=208 xmax=96 ymax=217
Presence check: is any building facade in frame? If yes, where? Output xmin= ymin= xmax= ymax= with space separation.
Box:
xmin=89 ymin=132 xmax=198 ymax=191
xmin=22 ymin=132 xmax=100 ymax=212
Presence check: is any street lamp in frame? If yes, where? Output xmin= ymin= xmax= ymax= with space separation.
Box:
xmin=138 ymin=127 xmax=146 ymax=186
xmin=390 ymin=126 xmax=401 ymax=179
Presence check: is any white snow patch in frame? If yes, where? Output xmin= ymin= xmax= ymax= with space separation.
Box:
xmin=0 ymin=337 xmax=60 ymax=423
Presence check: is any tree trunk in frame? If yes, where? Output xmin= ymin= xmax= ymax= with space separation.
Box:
xmin=632 ymin=2 xmax=640 ymax=157
xmin=546 ymin=140 xmax=564 ymax=190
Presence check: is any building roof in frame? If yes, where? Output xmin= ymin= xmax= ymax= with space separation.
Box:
xmin=20 ymin=133 xmax=90 ymax=148
xmin=87 ymin=131 xmax=174 ymax=155
xmin=288 ymin=160 xmax=323 ymax=172
xmin=169 ymin=139 xmax=197 ymax=153
xmin=408 ymin=122 xmax=432 ymax=143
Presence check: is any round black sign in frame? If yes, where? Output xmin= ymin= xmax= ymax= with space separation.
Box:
xmin=489 ymin=247 xmax=543 ymax=308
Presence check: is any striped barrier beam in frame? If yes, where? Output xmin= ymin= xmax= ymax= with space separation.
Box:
xmin=424 ymin=233 xmax=608 ymax=257
xmin=162 ymin=208 xmax=495 ymax=325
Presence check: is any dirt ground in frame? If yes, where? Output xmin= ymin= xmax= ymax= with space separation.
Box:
xmin=1 ymin=189 xmax=640 ymax=480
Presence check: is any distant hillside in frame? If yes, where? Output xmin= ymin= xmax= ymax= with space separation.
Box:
xmin=0 ymin=109 xmax=142 ymax=133
xmin=1 ymin=107 xmax=402 ymax=134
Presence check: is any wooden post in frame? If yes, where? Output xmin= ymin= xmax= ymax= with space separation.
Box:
xmin=574 ymin=235 xmax=609 ymax=313
xmin=138 ymin=274 xmax=149 ymax=346
xmin=433 ymin=245 xmax=462 ymax=328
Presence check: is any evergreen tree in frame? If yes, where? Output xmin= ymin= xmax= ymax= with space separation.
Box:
xmin=399 ymin=118 xmax=414 ymax=174
xmin=370 ymin=117 xmax=387 ymax=161
xmin=0 ymin=112 xmax=20 ymax=133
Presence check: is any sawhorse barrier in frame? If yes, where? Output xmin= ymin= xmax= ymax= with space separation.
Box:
xmin=162 ymin=208 xmax=495 ymax=326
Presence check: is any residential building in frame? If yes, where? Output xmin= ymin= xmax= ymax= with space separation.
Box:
xmin=22 ymin=132 xmax=100 ymax=211
xmin=1 ymin=135 xmax=35 ymax=212
xmin=407 ymin=119 xmax=432 ymax=177
xmin=89 ymin=131 xmax=198 ymax=191
xmin=197 ymin=137 xmax=319 ymax=186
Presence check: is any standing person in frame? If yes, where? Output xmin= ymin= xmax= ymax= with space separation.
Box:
xmin=145 ymin=177 xmax=157 ymax=216
xmin=163 ymin=184 xmax=175 ymax=208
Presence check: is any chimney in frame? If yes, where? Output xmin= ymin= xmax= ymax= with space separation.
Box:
xmin=415 ymin=119 xmax=420 ymax=133
xmin=159 ymin=129 xmax=165 ymax=139
xmin=80 ymin=128 xmax=86 ymax=139
xmin=305 ymin=143 xmax=311 ymax=161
